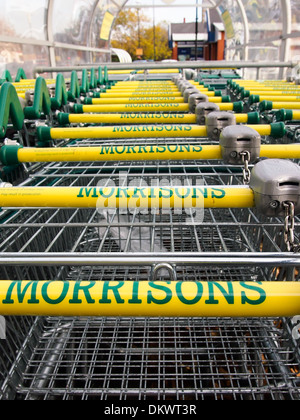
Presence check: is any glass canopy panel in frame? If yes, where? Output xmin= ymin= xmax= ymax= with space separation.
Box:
xmin=243 ymin=0 xmax=283 ymax=79
xmin=0 ymin=42 xmax=50 ymax=78
xmin=0 ymin=0 xmax=48 ymax=40
xmin=218 ymin=0 xmax=245 ymax=61
xmin=244 ymin=0 xmax=282 ymax=52
xmin=0 ymin=0 xmax=50 ymax=78
xmin=54 ymin=47 xmax=90 ymax=68
xmin=291 ymin=0 xmax=300 ymax=59
xmin=91 ymin=0 xmax=127 ymax=50
xmin=52 ymin=0 xmax=97 ymax=46
xmin=0 ymin=0 xmax=296 ymax=79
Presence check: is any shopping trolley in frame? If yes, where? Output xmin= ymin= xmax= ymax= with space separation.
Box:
xmin=0 ymin=68 xmax=300 ymax=401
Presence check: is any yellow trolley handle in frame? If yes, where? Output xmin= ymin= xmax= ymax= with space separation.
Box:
xmin=0 ymin=185 xmax=255 ymax=210
xmin=260 ymin=100 xmax=300 ymax=111
xmin=72 ymin=102 xmax=244 ymax=114
xmin=57 ymin=111 xmax=259 ymax=126
xmin=3 ymin=144 xmax=300 ymax=165
xmin=1 ymin=281 xmax=300 ymax=318
xmin=84 ymin=95 xmax=231 ymax=105
xmin=36 ymin=123 xmax=284 ymax=142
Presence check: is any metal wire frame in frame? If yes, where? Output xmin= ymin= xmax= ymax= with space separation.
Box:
xmin=0 ymin=145 xmax=300 ymax=400
xmin=0 ymin=157 xmax=299 ymax=280
xmin=1 ymin=316 xmax=300 ymax=400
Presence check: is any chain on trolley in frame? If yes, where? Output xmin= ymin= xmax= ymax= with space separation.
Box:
xmin=283 ymin=201 xmax=300 ymax=252
xmin=250 ymin=159 xmax=300 ymax=253
xmin=219 ymin=125 xmax=261 ymax=185
xmin=240 ymin=151 xmax=251 ymax=185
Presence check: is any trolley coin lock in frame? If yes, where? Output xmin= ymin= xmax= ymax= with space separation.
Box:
xmin=172 ymin=75 xmax=181 ymax=84
xmin=196 ymin=102 xmax=220 ymax=125
xmin=206 ymin=111 xmax=237 ymax=141
xmin=189 ymin=93 xmax=210 ymax=113
xmin=179 ymin=80 xmax=192 ymax=94
xmin=183 ymin=86 xmax=201 ymax=103
xmin=220 ymin=125 xmax=261 ymax=165
xmin=250 ymin=159 xmax=300 ymax=217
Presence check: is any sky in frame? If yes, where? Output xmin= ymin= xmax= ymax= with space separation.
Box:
xmin=149 ymin=7 xmax=199 ymax=24
xmin=125 ymin=1 xmax=201 ymax=25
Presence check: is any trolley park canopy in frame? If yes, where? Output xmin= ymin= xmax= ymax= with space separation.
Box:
xmin=0 ymin=0 xmax=300 ymax=79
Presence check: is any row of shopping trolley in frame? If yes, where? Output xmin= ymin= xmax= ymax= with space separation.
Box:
xmin=0 ymin=65 xmax=300 ymax=400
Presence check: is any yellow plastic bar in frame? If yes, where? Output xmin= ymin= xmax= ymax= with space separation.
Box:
xmin=114 ymin=82 xmax=175 ymax=87
xmin=98 ymin=91 xmax=217 ymax=98
xmin=268 ymin=102 xmax=300 ymax=110
xmin=12 ymin=80 xmax=56 ymax=87
xmin=136 ymin=69 xmax=180 ymax=74
xmin=107 ymin=70 xmax=179 ymax=75
xmin=109 ymin=91 xmax=181 ymax=95
xmin=243 ymin=86 xmax=300 ymax=91
xmin=87 ymin=97 xmax=224 ymax=105
xmin=99 ymin=92 xmax=184 ymax=98
xmin=107 ymin=70 xmax=133 ymax=74
xmin=65 ymin=113 xmax=250 ymax=125
xmin=88 ymin=97 xmax=186 ymax=104
xmin=14 ymin=79 xmax=56 ymax=84
xmin=110 ymin=84 xmax=181 ymax=89
xmin=43 ymin=124 xmax=273 ymax=140
xmin=1 ymin=281 xmax=300 ymax=318
xmin=17 ymin=144 xmax=223 ymax=163
xmin=236 ymin=114 xmax=248 ymax=124
xmin=256 ymin=95 xmax=300 ymax=102
xmin=16 ymin=144 xmax=300 ymax=164
xmin=0 ymin=185 xmax=255 ymax=209
xmin=247 ymin=124 xmax=272 ymax=136
xmin=235 ymin=83 xmax=294 ymax=87
xmin=108 ymin=88 xmax=180 ymax=93
xmin=114 ymin=80 xmax=175 ymax=83
xmin=79 ymin=103 xmax=236 ymax=113
xmin=44 ymin=124 xmax=207 ymax=140
xmin=81 ymin=104 xmax=190 ymax=113
xmin=291 ymin=111 xmax=300 ymax=120
xmin=68 ymin=113 xmax=197 ymax=125
xmin=260 ymin=144 xmax=300 ymax=159
xmin=233 ymin=81 xmax=293 ymax=86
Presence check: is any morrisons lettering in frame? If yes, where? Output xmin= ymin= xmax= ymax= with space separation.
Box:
xmin=76 ymin=187 xmax=226 ymax=201
xmin=112 ymin=125 xmax=193 ymax=134
xmin=124 ymin=103 xmax=181 ymax=109
xmin=98 ymin=144 xmax=203 ymax=155
xmin=1 ymin=281 xmax=267 ymax=308
xmin=3 ymin=280 xmax=299 ymax=317
xmin=119 ymin=113 xmax=186 ymax=120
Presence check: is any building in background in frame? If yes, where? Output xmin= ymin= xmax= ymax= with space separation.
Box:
xmin=169 ymin=8 xmax=225 ymax=61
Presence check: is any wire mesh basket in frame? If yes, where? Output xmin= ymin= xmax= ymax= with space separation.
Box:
xmin=0 ymin=151 xmax=300 ymax=400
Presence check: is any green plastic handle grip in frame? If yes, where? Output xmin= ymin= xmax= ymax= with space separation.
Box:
xmin=0 ymin=83 xmax=24 ymax=138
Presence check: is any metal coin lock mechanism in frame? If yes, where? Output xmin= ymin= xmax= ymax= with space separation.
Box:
xmin=189 ymin=93 xmax=210 ymax=113
xmin=177 ymin=80 xmax=191 ymax=93
xmin=250 ymin=159 xmax=300 ymax=217
xmin=195 ymin=102 xmax=220 ymax=125
xmin=183 ymin=86 xmax=200 ymax=103
xmin=206 ymin=111 xmax=237 ymax=141
xmin=220 ymin=125 xmax=261 ymax=165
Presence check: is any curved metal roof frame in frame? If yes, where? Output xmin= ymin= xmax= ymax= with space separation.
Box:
xmin=47 ymin=0 xmax=110 ymax=65
xmin=46 ymin=0 xmax=129 ymax=67
xmin=0 ymin=0 xmax=295 ymax=75
xmin=120 ymin=0 xmax=293 ymax=68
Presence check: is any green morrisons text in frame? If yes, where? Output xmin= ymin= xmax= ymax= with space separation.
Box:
xmin=112 ymin=125 xmax=193 ymax=134
xmin=1 ymin=281 xmax=267 ymax=307
xmin=98 ymin=144 xmax=202 ymax=155
xmin=76 ymin=187 xmax=226 ymax=200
